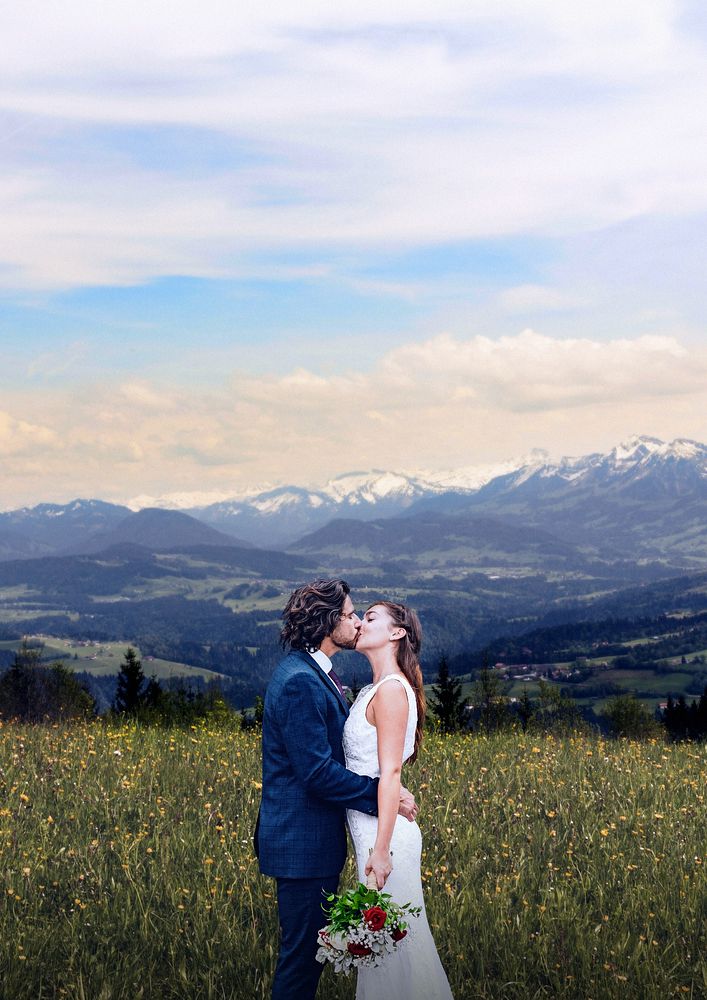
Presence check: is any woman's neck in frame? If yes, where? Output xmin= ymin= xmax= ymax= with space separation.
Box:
xmin=364 ymin=647 xmax=403 ymax=685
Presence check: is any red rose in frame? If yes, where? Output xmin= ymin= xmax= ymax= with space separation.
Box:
xmin=347 ymin=942 xmax=373 ymax=956
xmin=391 ymin=927 xmax=407 ymax=941
xmin=362 ymin=906 xmax=387 ymax=931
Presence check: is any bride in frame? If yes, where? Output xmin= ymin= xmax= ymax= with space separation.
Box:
xmin=343 ymin=601 xmax=454 ymax=999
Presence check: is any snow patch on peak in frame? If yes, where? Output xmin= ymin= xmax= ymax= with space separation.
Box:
xmin=608 ymin=435 xmax=707 ymax=467
xmin=612 ymin=435 xmax=664 ymax=463
xmin=126 ymin=487 xmax=268 ymax=512
xmin=251 ymin=488 xmax=327 ymax=513
xmin=322 ymin=470 xmax=429 ymax=503
xmin=510 ymin=451 xmax=556 ymax=486
xmin=70 ymin=499 xmax=103 ymax=510
xmin=659 ymin=438 xmax=705 ymax=461
xmin=417 ymin=450 xmax=548 ymax=492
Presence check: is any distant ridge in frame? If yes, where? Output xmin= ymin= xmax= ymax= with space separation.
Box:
xmin=1 ymin=437 xmax=705 ymax=560
xmin=66 ymin=508 xmax=254 ymax=554
xmin=289 ymin=510 xmax=595 ymax=572
xmin=0 ymin=500 xmax=131 ymax=561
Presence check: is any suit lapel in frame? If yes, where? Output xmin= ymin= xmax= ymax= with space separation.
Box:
xmin=296 ymin=650 xmax=349 ymax=714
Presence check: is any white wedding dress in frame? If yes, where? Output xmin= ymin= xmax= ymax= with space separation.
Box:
xmin=343 ymin=674 xmax=454 ymax=1000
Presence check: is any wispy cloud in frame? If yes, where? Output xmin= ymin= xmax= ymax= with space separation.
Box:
xmin=0 ymin=2 xmax=705 ymax=289
xmin=26 ymin=340 xmax=89 ymax=379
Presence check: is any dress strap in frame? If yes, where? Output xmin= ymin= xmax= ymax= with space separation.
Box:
xmin=376 ymin=673 xmax=408 ymax=689
xmin=369 ymin=673 xmax=414 ymax=705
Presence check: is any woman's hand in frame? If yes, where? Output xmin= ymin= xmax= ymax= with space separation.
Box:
xmin=365 ymin=848 xmax=393 ymax=889
xmin=398 ymin=786 xmax=418 ymax=822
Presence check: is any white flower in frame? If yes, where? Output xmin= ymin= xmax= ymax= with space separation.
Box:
xmin=328 ymin=932 xmax=347 ymax=952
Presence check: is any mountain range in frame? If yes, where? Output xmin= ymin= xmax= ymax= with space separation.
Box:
xmin=2 ymin=435 xmax=707 ymax=706
xmin=1 ymin=435 xmax=705 ymax=566
xmin=408 ymin=435 xmax=707 ymax=567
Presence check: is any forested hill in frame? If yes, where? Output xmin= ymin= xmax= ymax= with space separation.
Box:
xmin=451 ymin=609 xmax=707 ymax=672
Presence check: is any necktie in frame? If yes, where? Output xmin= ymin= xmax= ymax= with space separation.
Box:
xmin=328 ymin=667 xmax=346 ymax=699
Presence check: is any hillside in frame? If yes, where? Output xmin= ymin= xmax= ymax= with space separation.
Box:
xmin=289 ymin=510 xmax=607 ymax=570
xmin=0 ymin=635 xmax=222 ymax=674
xmin=66 ymin=508 xmax=254 ymax=554
xmin=447 ymin=598 xmax=707 ymax=712
xmin=0 ymin=500 xmax=131 ymax=560
xmin=416 ymin=436 xmax=707 ymax=566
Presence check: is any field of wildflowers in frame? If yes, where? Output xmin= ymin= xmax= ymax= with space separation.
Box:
xmin=0 ymin=722 xmax=705 ymax=999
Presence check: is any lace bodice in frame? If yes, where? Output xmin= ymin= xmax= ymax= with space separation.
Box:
xmin=343 ymin=674 xmax=416 ymax=777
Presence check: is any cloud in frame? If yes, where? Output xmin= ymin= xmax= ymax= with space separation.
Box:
xmin=374 ymin=330 xmax=699 ymax=410
xmin=0 ymin=411 xmax=59 ymax=457
xmin=118 ymin=381 xmax=178 ymax=410
xmin=26 ymin=340 xmax=89 ymax=379
xmin=0 ymin=2 xmax=705 ymax=288
xmin=1 ymin=329 xmax=705 ymax=508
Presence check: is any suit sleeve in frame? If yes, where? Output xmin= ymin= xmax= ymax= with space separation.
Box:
xmin=276 ymin=672 xmax=379 ymax=814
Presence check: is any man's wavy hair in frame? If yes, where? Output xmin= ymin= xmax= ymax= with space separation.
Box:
xmin=280 ymin=578 xmax=351 ymax=651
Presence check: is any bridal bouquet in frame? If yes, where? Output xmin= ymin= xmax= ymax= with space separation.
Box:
xmin=316 ymin=881 xmax=421 ymax=975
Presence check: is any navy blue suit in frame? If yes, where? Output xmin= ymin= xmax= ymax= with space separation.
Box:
xmin=255 ymin=649 xmax=378 ymax=998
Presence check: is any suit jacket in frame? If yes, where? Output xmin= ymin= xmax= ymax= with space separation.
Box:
xmin=255 ymin=649 xmax=379 ymax=878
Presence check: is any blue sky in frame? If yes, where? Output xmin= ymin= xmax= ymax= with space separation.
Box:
xmin=0 ymin=1 xmax=706 ymax=508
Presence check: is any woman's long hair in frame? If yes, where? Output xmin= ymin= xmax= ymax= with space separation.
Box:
xmin=369 ymin=601 xmax=426 ymax=762
xmin=280 ymin=579 xmax=350 ymax=651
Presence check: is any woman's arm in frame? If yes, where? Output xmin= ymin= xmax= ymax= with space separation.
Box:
xmin=364 ymin=680 xmax=409 ymax=889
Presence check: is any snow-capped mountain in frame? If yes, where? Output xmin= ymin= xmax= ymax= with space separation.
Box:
xmin=186 ymin=460 xmax=546 ymax=547
xmin=478 ymin=435 xmax=707 ymax=499
xmin=190 ymin=472 xmax=453 ymax=547
xmin=446 ymin=435 xmax=707 ymax=564
xmin=187 ymin=437 xmax=706 ymax=549
xmin=1 ymin=437 xmax=705 ymax=561
xmin=124 ymin=486 xmax=272 ymax=512
xmin=415 ymin=450 xmax=550 ymax=492
xmin=321 ymin=470 xmax=433 ymax=505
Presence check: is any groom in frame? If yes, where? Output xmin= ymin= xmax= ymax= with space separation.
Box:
xmin=255 ymin=578 xmax=418 ymax=1000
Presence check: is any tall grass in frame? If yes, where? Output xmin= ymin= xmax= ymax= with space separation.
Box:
xmin=0 ymin=722 xmax=704 ymax=999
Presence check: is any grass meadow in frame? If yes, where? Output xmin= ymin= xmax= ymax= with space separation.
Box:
xmin=0 ymin=722 xmax=705 ymax=1000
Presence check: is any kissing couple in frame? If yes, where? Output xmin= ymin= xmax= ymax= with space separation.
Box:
xmin=255 ymin=578 xmax=453 ymax=999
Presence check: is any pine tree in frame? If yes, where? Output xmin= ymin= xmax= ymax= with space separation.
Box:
xmin=0 ymin=640 xmax=94 ymax=721
xmin=517 ymin=686 xmax=534 ymax=732
xmin=603 ymin=693 xmax=659 ymax=739
xmin=113 ymin=647 xmax=146 ymax=716
xmin=471 ymin=664 xmax=512 ymax=732
xmin=430 ymin=656 xmax=465 ymax=733
xmin=534 ymin=679 xmax=582 ymax=734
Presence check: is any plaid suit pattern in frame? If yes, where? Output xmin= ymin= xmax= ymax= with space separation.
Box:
xmin=255 ymin=649 xmax=379 ymax=879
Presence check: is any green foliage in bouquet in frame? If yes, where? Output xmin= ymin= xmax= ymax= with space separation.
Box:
xmin=323 ymin=882 xmax=421 ymax=934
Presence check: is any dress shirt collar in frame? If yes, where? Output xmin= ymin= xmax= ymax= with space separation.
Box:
xmin=308 ymin=647 xmax=333 ymax=675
